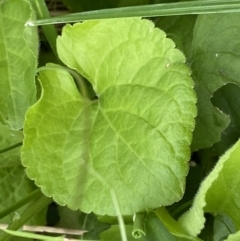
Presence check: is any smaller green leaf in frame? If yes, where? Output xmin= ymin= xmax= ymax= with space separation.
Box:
xmin=190 ymin=13 xmax=240 ymax=150
xmin=211 ymin=83 xmax=240 ymax=156
xmin=178 ymin=140 xmax=240 ymax=238
xmin=0 ymin=0 xmax=38 ymax=130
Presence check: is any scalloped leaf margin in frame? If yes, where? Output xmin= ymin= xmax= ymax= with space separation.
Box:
xmin=22 ymin=18 xmax=197 ymax=216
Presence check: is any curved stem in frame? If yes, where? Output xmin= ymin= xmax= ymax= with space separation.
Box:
xmin=110 ymin=189 xmax=128 ymax=241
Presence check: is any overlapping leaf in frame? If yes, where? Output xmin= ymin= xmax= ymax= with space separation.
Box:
xmin=190 ymin=13 xmax=240 ymax=150
xmin=178 ymin=140 xmax=240 ymax=238
xmin=22 ymin=18 xmax=196 ymax=215
xmin=0 ymin=0 xmax=38 ymax=130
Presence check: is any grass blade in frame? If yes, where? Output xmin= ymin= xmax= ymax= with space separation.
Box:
xmin=26 ymin=0 xmax=240 ymax=26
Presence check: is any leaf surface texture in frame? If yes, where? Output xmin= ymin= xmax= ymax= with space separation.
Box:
xmin=0 ymin=0 xmax=38 ymax=130
xmin=22 ymin=18 xmax=196 ymax=215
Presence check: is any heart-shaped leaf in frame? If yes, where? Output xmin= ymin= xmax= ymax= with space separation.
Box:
xmin=22 ymin=18 xmax=196 ymax=215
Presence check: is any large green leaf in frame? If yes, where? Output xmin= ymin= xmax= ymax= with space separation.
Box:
xmin=22 ymin=18 xmax=196 ymax=215
xmin=178 ymin=140 xmax=240 ymax=238
xmin=0 ymin=0 xmax=38 ymax=130
xmin=190 ymin=13 xmax=240 ymax=150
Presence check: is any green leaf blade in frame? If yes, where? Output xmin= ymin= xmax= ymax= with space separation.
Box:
xmin=179 ymin=140 xmax=240 ymax=238
xmin=190 ymin=13 xmax=240 ymax=150
xmin=22 ymin=18 xmax=196 ymax=215
xmin=22 ymin=66 xmax=94 ymax=205
xmin=0 ymin=0 xmax=38 ymax=130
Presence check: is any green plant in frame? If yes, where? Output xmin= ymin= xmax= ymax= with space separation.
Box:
xmin=1 ymin=0 xmax=240 ymax=240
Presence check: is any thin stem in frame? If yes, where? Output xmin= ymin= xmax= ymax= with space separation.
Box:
xmin=30 ymin=0 xmax=58 ymax=57
xmin=0 ymin=195 xmax=52 ymax=241
xmin=26 ymin=0 xmax=240 ymax=26
xmin=0 ymin=142 xmax=22 ymax=154
xmin=0 ymin=189 xmax=41 ymax=219
xmin=110 ymin=189 xmax=128 ymax=241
